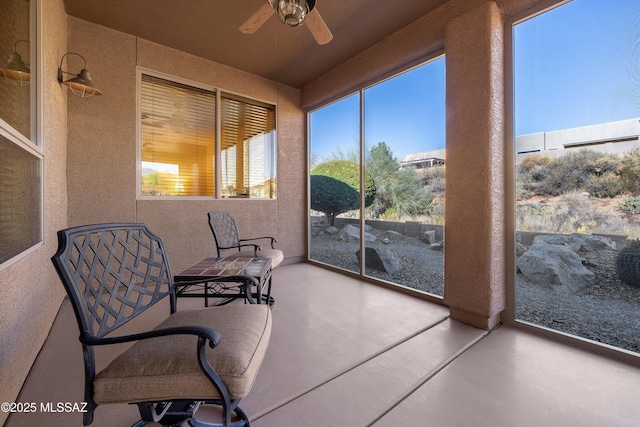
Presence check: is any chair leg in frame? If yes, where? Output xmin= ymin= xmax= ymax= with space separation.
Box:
xmin=186 ymin=403 xmax=251 ymax=427
xmin=137 ymin=401 xmax=200 ymax=427
xmin=264 ymin=277 xmax=274 ymax=306
xmin=137 ymin=401 xmax=252 ymax=426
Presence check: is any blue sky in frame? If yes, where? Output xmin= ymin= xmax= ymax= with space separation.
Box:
xmin=515 ymin=0 xmax=640 ymax=135
xmin=310 ymin=57 xmax=445 ymax=161
xmin=311 ymin=0 xmax=640 ymax=161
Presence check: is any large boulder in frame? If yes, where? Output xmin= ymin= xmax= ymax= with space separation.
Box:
xmin=422 ymin=230 xmax=436 ymax=244
xmin=325 ymin=226 xmax=339 ymax=235
xmin=340 ymin=224 xmax=376 ymax=243
xmin=532 ymin=233 xmax=616 ymax=253
xmin=356 ymin=247 xmax=402 ymax=274
xmin=517 ymin=242 xmax=595 ymax=293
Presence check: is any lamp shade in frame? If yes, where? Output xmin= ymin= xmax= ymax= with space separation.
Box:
xmin=61 ymin=68 xmax=102 ymax=97
xmin=1 ymin=41 xmax=30 ymax=85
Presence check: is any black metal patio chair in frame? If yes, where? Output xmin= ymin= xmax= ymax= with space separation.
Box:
xmin=208 ymin=211 xmax=283 ymax=304
xmin=51 ymin=223 xmax=271 ymax=427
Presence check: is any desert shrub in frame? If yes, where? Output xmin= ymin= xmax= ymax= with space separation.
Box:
xmin=615 ymin=240 xmax=640 ymax=288
xmin=379 ymin=207 xmax=399 ymax=220
xmin=517 ymin=195 xmax=608 ymax=234
xmin=518 ymin=150 xmax=621 ymax=197
xmin=310 ymin=160 xmax=375 ymax=225
xmin=586 ymin=171 xmax=623 ymax=198
xmin=517 ymin=155 xmax=549 ymax=199
xmin=515 ymin=179 xmax=533 ymax=201
xmin=517 ymin=155 xmax=551 ymax=174
xmin=420 ymin=164 xmax=445 ymax=181
xmin=617 ymin=150 xmax=640 ymax=195
xmin=366 ymin=142 xmax=434 ymax=219
xmin=583 ymin=155 xmax=619 ymax=176
xmin=420 ymin=165 xmax=445 ymax=194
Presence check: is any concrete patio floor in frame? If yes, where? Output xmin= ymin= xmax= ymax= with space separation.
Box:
xmin=5 ymin=263 xmax=640 ymax=426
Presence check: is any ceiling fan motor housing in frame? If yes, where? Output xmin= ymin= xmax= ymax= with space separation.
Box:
xmin=276 ymin=0 xmax=316 ymax=27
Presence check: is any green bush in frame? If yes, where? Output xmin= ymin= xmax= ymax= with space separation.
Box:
xmin=310 ymin=160 xmax=375 ymax=225
xmin=365 ymin=142 xmax=435 ymax=219
xmin=618 ymin=195 xmax=640 ymax=215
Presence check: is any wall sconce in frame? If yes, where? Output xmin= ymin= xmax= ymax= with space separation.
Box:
xmin=1 ymin=40 xmax=30 ymax=86
xmin=58 ymin=52 xmax=102 ymax=97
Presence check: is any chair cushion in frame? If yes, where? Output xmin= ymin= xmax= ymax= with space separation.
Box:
xmin=236 ymin=248 xmax=284 ymax=269
xmin=93 ymin=304 xmax=271 ymax=404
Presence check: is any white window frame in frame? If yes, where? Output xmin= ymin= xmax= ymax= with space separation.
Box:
xmin=0 ymin=0 xmax=43 ymax=271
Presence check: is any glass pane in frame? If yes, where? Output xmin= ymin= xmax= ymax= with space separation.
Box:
xmin=141 ymin=75 xmax=216 ymax=196
xmin=363 ymin=58 xmax=446 ymax=297
xmin=309 ymin=93 xmax=361 ymax=273
xmin=514 ymin=0 xmax=640 ymax=353
xmin=0 ymin=0 xmax=32 ymax=139
xmin=220 ymin=93 xmax=276 ymax=198
xmin=0 ymin=134 xmax=41 ymax=264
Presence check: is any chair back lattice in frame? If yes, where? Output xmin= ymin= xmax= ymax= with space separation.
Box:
xmin=52 ymin=223 xmax=173 ymax=338
xmin=208 ymin=211 xmax=241 ymax=256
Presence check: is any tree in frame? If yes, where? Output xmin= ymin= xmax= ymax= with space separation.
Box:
xmin=365 ymin=142 xmax=434 ymax=219
xmin=310 ymin=160 xmax=376 ymax=226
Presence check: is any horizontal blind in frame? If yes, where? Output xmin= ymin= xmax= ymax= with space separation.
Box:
xmin=220 ymin=93 xmax=276 ymax=198
xmin=140 ymin=74 xmax=216 ymax=196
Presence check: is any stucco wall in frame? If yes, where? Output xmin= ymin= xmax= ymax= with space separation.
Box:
xmin=443 ymin=2 xmax=506 ymax=329
xmin=0 ymin=0 xmax=69 ymax=424
xmin=66 ymin=18 xmax=306 ymax=274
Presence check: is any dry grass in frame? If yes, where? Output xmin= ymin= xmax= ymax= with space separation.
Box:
xmin=516 ymin=192 xmax=640 ymax=239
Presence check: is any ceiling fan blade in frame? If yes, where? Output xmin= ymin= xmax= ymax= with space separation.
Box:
xmin=240 ymin=2 xmax=275 ymax=34
xmin=305 ymin=8 xmax=333 ymax=45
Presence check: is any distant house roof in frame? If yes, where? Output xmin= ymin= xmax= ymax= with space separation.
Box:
xmin=399 ymin=149 xmax=446 ymax=168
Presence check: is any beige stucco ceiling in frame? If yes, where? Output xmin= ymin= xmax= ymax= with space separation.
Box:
xmin=63 ymin=0 xmax=447 ymax=88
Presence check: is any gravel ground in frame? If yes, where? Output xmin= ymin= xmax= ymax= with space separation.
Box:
xmin=310 ymin=228 xmax=640 ymax=354
xmin=516 ymin=249 xmax=640 ymax=353
xmin=310 ymin=229 xmax=445 ymax=296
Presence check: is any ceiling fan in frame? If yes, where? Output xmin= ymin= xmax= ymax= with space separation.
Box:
xmin=240 ymin=0 xmax=333 ymax=45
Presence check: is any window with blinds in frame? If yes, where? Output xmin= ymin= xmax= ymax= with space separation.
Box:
xmin=220 ymin=93 xmax=276 ymax=198
xmin=139 ymin=73 xmax=277 ymax=199
xmin=141 ymin=74 xmax=216 ymax=196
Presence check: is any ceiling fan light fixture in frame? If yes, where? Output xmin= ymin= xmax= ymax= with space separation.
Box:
xmin=276 ymin=0 xmax=314 ymax=27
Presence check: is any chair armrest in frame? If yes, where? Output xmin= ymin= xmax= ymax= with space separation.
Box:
xmin=238 ymin=243 xmax=262 ymax=253
xmin=239 ymin=236 xmax=278 ymax=249
xmin=220 ymin=242 xmax=262 ymax=253
xmin=80 ymin=325 xmax=222 ymax=348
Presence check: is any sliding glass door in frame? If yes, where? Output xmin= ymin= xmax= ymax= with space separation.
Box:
xmin=513 ymin=0 xmax=640 ymax=353
xmin=309 ymin=93 xmax=361 ymax=274
xmin=309 ymin=57 xmax=446 ymax=297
